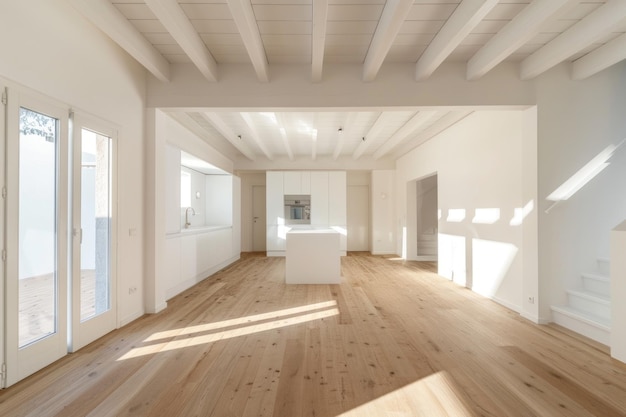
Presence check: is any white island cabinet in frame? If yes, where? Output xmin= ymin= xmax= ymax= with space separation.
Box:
xmin=285 ymin=229 xmax=341 ymax=284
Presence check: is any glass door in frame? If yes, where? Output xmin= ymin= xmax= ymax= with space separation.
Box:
xmin=69 ymin=115 xmax=116 ymax=352
xmin=5 ymin=91 xmax=69 ymax=386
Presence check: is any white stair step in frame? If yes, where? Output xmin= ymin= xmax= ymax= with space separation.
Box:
xmin=597 ymin=257 xmax=610 ymax=276
xmin=417 ymin=240 xmax=437 ymax=248
xmin=418 ymin=234 xmax=438 ymax=241
xmin=566 ymin=289 xmax=610 ymax=320
xmin=581 ymin=272 xmax=610 ymax=297
xmin=417 ymin=248 xmax=437 ymax=256
xmin=551 ymin=305 xmax=610 ymax=345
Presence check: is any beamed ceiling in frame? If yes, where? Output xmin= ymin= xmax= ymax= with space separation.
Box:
xmin=70 ymin=0 xmax=626 ymax=162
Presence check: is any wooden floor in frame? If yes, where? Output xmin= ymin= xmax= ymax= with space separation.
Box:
xmin=2 ymin=252 xmax=626 ymax=416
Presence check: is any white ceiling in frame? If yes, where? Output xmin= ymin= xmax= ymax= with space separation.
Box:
xmin=70 ymin=0 xmax=626 ymax=162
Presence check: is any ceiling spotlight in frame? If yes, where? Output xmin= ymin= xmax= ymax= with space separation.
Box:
xmin=338 ymin=127 xmax=343 ymax=134
xmin=362 ymin=137 xmax=366 ymax=142
xmin=237 ymin=135 xmax=242 ymax=139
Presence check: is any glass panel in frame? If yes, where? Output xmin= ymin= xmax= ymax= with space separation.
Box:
xmin=80 ymin=129 xmax=111 ymax=321
xmin=18 ymin=107 xmax=58 ymax=348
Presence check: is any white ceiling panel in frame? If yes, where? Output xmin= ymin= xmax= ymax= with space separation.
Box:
xmin=326 ymin=20 xmax=378 ymax=34
xmin=327 ymin=5 xmax=384 ymax=21
xmin=179 ymin=3 xmax=233 ymax=19
xmin=406 ymin=4 xmax=457 ymax=21
xmin=257 ymin=21 xmax=312 ymax=34
xmin=399 ymin=20 xmax=445 ymax=34
xmin=325 ymin=34 xmax=373 ymax=46
xmin=253 ymin=5 xmax=312 ymax=21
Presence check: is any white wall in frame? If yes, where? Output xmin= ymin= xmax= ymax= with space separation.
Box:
xmin=165 ymin=145 xmax=181 ymax=234
xmin=535 ymin=63 xmax=626 ymax=321
xmin=145 ymin=110 xmax=238 ymax=312
xmin=0 ymin=0 xmax=147 ymax=326
xmin=206 ymin=175 xmax=233 ymax=225
xmin=396 ymin=111 xmax=530 ymax=313
xmin=371 ymin=170 xmax=396 ymax=255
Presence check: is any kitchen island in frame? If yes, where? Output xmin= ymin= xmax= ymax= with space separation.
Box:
xmin=285 ymin=228 xmax=341 ymax=284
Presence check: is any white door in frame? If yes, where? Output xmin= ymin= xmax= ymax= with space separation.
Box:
xmin=5 ymin=90 xmax=69 ymax=386
xmin=252 ymin=185 xmax=266 ymax=251
xmin=347 ymin=185 xmax=369 ymax=251
xmin=69 ymin=115 xmax=117 ymax=352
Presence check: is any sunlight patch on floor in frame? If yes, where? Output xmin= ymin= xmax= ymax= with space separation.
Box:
xmin=118 ymin=303 xmax=339 ymax=361
xmin=337 ymin=371 xmax=472 ymax=417
xmin=144 ymin=300 xmax=337 ymax=342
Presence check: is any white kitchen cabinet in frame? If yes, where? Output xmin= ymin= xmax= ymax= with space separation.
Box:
xmin=329 ymin=171 xmax=347 ymax=225
xmin=329 ymin=171 xmax=347 ymax=253
xmin=310 ymin=171 xmax=329 ymax=225
xmin=266 ymin=171 xmax=284 ymax=225
xmin=283 ymin=171 xmax=310 ymax=195
xmin=266 ymin=225 xmax=288 ymax=253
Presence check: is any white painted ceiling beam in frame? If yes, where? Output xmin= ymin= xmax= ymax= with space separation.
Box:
xmin=144 ymin=0 xmax=218 ymax=82
xmin=276 ymin=113 xmax=294 ymax=161
xmin=391 ymin=110 xmax=473 ymax=158
xmin=520 ymin=0 xmax=626 ymax=80
xmin=333 ymin=113 xmax=358 ymax=160
xmin=201 ymin=112 xmax=256 ymax=160
xmin=352 ymin=112 xmax=392 ymax=160
xmin=572 ymin=32 xmax=626 ymax=80
xmin=467 ymin=0 xmax=577 ymax=81
xmin=69 ymin=0 xmax=170 ymax=82
xmin=227 ymin=0 xmax=270 ymax=82
xmin=363 ymin=0 xmax=414 ymax=82
xmin=312 ymin=0 xmax=329 ymax=83
xmin=373 ymin=111 xmax=439 ymax=159
xmin=241 ymin=113 xmax=273 ymax=160
xmin=415 ymin=0 xmax=498 ymax=81
xmin=311 ymin=129 xmax=318 ymax=160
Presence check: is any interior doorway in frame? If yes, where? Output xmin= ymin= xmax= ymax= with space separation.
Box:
xmin=252 ymin=185 xmax=266 ymax=252
xmin=407 ymin=174 xmax=438 ymax=261
xmin=347 ymin=185 xmax=369 ymax=251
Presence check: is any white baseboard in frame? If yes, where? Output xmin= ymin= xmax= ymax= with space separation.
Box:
xmin=267 ymin=251 xmax=285 ymax=257
xmin=491 ymin=295 xmax=521 ymax=314
xmin=520 ymin=312 xmax=547 ymax=324
xmin=165 ymin=255 xmax=240 ymax=301
xmin=119 ymin=309 xmax=146 ymax=327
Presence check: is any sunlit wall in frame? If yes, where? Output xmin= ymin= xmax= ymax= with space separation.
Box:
xmin=396 ymin=110 xmax=535 ymax=314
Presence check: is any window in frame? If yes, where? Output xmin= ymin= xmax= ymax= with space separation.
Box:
xmin=181 ymin=170 xmax=191 ymax=207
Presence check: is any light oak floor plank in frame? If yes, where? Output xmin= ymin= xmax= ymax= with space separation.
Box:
xmin=2 ymin=252 xmax=626 ymax=416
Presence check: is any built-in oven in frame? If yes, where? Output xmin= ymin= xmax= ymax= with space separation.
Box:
xmin=284 ymin=195 xmax=311 ymax=224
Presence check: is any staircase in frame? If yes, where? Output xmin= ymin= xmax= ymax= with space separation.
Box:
xmin=551 ymin=258 xmax=611 ymax=345
xmin=417 ymin=232 xmax=438 ymax=257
